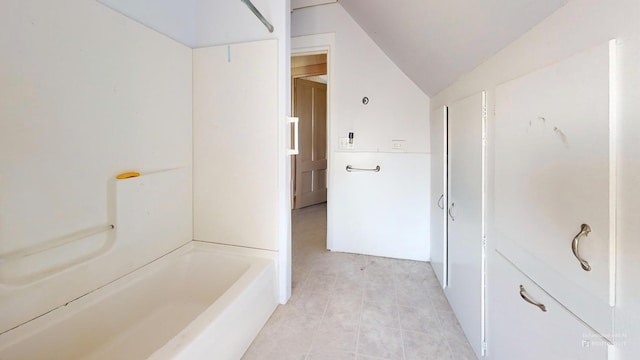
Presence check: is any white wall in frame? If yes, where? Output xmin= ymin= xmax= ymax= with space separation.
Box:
xmin=331 ymin=152 xmax=430 ymax=261
xmin=292 ymin=4 xmax=429 ymax=153
xmin=431 ymin=0 xmax=640 ymax=357
xmin=0 ymin=0 xmax=192 ymax=331
xmin=291 ymin=4 xmax=431 ymax=260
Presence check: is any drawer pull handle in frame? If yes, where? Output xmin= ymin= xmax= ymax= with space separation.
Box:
xmin=448 ymin=202 xmax=455 ymax=221
xmin=571 ymin=224 xmax=592 ymax=272
xmin=437 ymin=194 xmax=445 ymax=209
xmin=519 ymin=285 xmax=547 ymax=312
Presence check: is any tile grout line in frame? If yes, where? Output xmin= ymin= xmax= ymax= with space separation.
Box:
xmin=355 ymin=255 xmax=375 ymax=359
xmin=394 ymin=270 xmax=408 ymax=360
xmin=307 ymin=263 xmax=338 ymax=359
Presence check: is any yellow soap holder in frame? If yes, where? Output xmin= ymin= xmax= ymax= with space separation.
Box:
xmin=116 ymin=172 xmax=140 ymax=180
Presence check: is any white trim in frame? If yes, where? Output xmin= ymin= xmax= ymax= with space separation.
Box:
xmin=278 ymin=13 xmax=292 ymax=303
xmin=442 ymin=105 xmax=449 ymax=288
xmin=480 ymin=90 xmax=488 ymax=356
xmin=608 ymin=38 xmax=617 ymax=308
xmin=291 ymin=33 xmax=336 ymax=250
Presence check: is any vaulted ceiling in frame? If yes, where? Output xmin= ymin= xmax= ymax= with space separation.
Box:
xmin=337 ymin=0 xmax=568 ymax=96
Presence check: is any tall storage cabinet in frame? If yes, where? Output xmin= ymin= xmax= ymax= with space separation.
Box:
xmin=430 ymin=92 xmax=487 ymax=358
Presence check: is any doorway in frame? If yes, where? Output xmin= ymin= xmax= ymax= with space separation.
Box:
xmin=291 ymin=53 xmax=328 ymax=210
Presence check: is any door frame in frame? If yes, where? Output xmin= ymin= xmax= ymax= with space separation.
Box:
xmin=291 ymin=33 xmax=335 ymax=249
xmin=292 ymin=77 xmax=328 ymax=209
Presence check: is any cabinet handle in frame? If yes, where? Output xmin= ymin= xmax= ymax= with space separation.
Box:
xmin=448 ymin=202 xmax=455 ymax=221
xmin=437 ymin=194 xmax=444 ymax=209
xmin=571 ymin=224 xmax=592 ymax=272
xmin=519 ymin=285 xmax=547 ymax=312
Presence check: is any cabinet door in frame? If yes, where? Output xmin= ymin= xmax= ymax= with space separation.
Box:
xmin=446 ymin=92 xmax=486 ymax=357
xmin=430 ymin=105 xmax=448 ymax=288
xmin=490 ymin=254 xmax=610 ymax=360
xmin=494 ymin=41 xmax=615 ymax=337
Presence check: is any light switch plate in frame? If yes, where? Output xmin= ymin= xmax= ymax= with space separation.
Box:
xmin=339 ymin=137 xmax=354 ymax=150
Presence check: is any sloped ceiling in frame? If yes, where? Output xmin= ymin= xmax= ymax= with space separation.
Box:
xmin=97 ymin=0 xmax=283 ymax=48
xmin=338 ymin=0 xmax=568 ymax=96
xmin=97 ymin=0 xmax=568 ymax=96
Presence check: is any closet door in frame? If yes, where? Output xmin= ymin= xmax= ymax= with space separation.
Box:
xmin=494 ymin=40 xmax=615 ymax=337
xmin=446 ymin=92 xmax=486 ymax=357
xmin=430 ymin=105 xmax=448 ymax=288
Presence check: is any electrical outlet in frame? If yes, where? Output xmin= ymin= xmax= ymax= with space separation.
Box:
xmin=391 ymin=140 xmax=405 ymax=152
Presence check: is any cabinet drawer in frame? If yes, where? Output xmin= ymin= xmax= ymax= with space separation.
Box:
xmin=489 ymin=254 xmax=610 ymax=360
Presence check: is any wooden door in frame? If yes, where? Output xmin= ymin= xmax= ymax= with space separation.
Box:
xmin=430 ymin=105 xmax=448 ymax=288
xmin=293 ymin=78 xmax=327 ymax=209
xmin=446 ymin=91 xmax=486 ymax=358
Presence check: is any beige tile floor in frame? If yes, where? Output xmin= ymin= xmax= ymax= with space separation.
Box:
xmin=242 ymin=203 xmax=477 ymax=360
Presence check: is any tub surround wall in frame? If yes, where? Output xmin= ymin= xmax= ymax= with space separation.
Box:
xmin=0 ymin=0 xmax=192 ymax=333
xmin=86 ymin=0 xmax=292 ymax=304
xmin=193 ymin=40 xmax=280 ymax=252
xmin=291 ymin=4 xmax=431 ymax=261
xmin=1 ymin=169 xmax=192 ymax=334
xmin=165 ymin=0 xmax=292 ymax=303
xmin=431 ymin=0 xmax=640 ymax=357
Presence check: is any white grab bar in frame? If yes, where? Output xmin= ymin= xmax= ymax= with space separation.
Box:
xmin=0 ymin=224 xmax=115 ymax=263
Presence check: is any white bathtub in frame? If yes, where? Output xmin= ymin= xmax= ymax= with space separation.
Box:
xmin=0 ymin=241 xmax=278 ymax=360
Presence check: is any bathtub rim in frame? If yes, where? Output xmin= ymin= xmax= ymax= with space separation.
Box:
xmin=0 ymin=240 xmax=279 ymax=359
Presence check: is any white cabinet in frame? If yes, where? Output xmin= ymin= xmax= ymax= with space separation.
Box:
xmin=430 ymin=105 xmax=448 ymax=288
xmin=444 ymin=92 xmax=486 ymax=358
xmin=433 ymin=41 xmax=617 ymax=360
xmin=490 ymin=254 xmax=610 ymax=360
xmin=493 ymin=40 xmax=616 ymax=338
